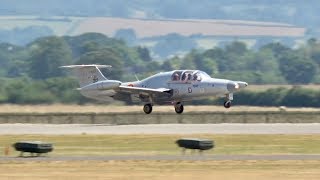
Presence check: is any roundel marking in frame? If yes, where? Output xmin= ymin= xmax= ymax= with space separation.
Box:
xmin=174 ymin=89 xmax=179 ymax=95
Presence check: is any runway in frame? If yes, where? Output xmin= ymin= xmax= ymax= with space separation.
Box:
xmin=1 ymin=123 xmax=320 ymax=134
xmin=2 ymin=123 xmax=319 ymax=161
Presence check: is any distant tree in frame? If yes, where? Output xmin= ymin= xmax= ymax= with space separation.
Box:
xmin=136 ymin=46 xmax=152 ymax=62
xmin=184 ymin=50 xmax=217 ymax=75
xmin=114 ymin=29 xmax=137 ymax=45
xmin=0 ymin=43 xmax=27 ymax=77
xmin=7 ymin=59 xmax=28 ymax=77
xmin=161 ymin=60 xmax=174 ymax=71
xmin=146 ymin=61 xmax=161 ymax=72
xmin=64 ymin=33 xmax=117 ymax=58
xmin=253 ymin=37 xmax=274 ymax=50
xmin=225 ymin=41 xmax=248 ymax=56
xmin=180 ymin=53 xmax=196 ymax=70
xmin=28 ymin=36 xmax=72 ymax=79
xmin=306 ymin=38 xmax=320 ymax=66
xmin=307 ymin=38 xmax=318 ymax=46
xmin=153 ymin=33 xmax=197 ymax=58
xmin=279 ymin=51 xmax=318 ymax=84
xmin=261 ymin=42 xmax=290 ymax=58
xmin=218 ymin=42 xmax=249 ymax=72
xmin=76 ymin=48 xmax=124 ymax=80
xmin=203 ymin=47 xmax=228 ymax=72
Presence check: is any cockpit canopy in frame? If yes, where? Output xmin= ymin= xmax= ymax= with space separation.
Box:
xmin=171 ymin=70 xmax=211 ymax=82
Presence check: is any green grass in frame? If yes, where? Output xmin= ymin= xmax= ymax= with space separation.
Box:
xmin=1 ymin=134 xmax=320 ymax=156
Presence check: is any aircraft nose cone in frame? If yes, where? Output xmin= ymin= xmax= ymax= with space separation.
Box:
xmin=237 ymin=81 xmax=248 ymax=88
xmin=227 ymin=81 xmax=248 ymax=92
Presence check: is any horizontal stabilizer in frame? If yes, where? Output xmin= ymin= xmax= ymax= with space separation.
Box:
xmin=60 ymin=64 xmax=111 ymax=69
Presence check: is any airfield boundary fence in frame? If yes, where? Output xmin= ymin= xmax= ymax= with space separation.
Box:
xmin=0 ymin=111 xmax=320 ymax=124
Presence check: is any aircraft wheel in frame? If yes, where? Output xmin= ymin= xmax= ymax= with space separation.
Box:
xmin=143 ymin=104 xmax=153 ymax=114
xmin=224 ymin=101 xmax=231 ymax=108
xmin=174 ymin=103 xmax=184 ymax=114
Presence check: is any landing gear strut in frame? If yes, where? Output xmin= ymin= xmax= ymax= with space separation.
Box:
xmin=143 ymin=103 xmax=153 ymax=114
xmin=174 ymin=102 xmax=184 ymax=114
xmin=224 ymin=93 xmax=233 ymax=108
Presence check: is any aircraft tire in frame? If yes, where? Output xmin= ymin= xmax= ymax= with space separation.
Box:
xmin=175 ymin=103 xmax=184 ymax=114
xmin=143 ymin=104 xmax=153 ymax=114
xmin=224 ymin=101 xmax=231 ymax=108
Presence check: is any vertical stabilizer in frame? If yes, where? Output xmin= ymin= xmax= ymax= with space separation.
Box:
xmin=60 ymin=65 xmax=110 ymax=87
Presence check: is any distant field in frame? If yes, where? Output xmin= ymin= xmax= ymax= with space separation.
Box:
xmin=73 ymin=17 xmax=305 ymax=38
xmin=0 ymin=16 xmax=305 ymax=38
xmin=0 ymin=104 xmax=320 ymax=113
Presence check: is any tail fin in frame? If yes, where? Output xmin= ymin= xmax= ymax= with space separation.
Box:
xmin=60 ymin=64 xmax=111 ymax=87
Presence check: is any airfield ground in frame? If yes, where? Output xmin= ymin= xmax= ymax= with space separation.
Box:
xmin=2 ymin=134 xmax=320 ymax=156
xmin=1 ymin=160 xmax=320 ymax=180
xmin=1 ymin=134 xmax=320 ymax=180
xmin=1 ymin=104 xmax=320 ymax=179
xmin=0 ymin=104 xmax=319 ymax=113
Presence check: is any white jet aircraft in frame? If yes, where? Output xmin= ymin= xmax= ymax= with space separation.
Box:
xmin=61 ymin=65 xmax=248 ymax=114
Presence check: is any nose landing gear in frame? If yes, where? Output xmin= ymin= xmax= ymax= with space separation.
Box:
xmin=223 ymin=101 xmax=231 ymax=108
xmin=224 ymin=93 xmax=233 ymax=108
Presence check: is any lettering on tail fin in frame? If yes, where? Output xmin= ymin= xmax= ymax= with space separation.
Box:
xmin=92 ymin=75 xmax=99 ymax=83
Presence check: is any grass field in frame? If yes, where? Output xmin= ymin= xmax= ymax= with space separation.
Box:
xmin=2 ymin=134 xmax=320 ymax=156
xmin=1 ymin=160 xmax=320 ymax=180
xmin=73 ymin=17 xmax=305 ymax=38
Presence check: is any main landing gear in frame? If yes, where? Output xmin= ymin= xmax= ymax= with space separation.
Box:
xmin=174 ymin=102 xmax=184 ymax=114
xmin=143 ymin=103 xmax=153 ymax=114
xmin=143 ymin=102 xmax=184 ymax=114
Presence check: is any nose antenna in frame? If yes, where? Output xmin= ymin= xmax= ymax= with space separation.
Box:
xmin=134 ymin=74 xmax=140 ymax=81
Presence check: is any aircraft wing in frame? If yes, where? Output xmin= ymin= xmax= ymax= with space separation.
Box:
xmin=117 ymin=86 xmax=172 ymax=96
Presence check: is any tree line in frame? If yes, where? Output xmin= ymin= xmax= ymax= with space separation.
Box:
xmin=0 ymin=33 xmax=320 ymax=106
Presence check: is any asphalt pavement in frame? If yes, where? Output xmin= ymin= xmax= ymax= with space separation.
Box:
xmin=0 ymin=123 xmax=320 ymax=134
xmin=2 ymin=123 xmax=319 ymax=161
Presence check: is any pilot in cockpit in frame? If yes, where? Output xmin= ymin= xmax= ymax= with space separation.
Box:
xmin=187 ymin=73 xmax=192 ymax=81
xmin=172 ymin=73 xmax=180 ymax=81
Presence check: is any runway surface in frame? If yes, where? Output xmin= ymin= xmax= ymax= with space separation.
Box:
xmin=1 ymin=124 xmax=320 ymax=161
xmin=1 ymin=123 xmax=320 ymax=134
xmin=2 ymin=154 xmax=320 ymax=162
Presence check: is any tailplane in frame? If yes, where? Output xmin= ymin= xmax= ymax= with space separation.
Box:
xmin=60 ymin=64 xmax=111 ymax=87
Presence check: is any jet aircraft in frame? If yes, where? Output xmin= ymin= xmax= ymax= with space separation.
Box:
xmin=61 ymin=65 xmax=248 ymax=114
